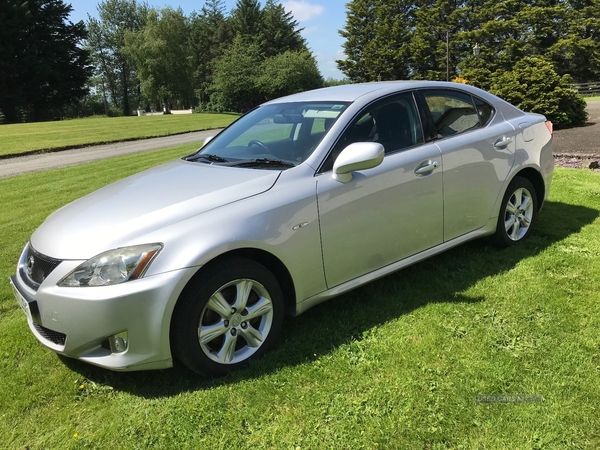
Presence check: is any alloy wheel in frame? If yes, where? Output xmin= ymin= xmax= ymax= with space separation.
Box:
xmin=198 ymin=279 xmax=274 ymax=364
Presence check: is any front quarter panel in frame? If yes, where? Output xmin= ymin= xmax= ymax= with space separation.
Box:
xmin=139 ymin=164 xmax=326 ymax=306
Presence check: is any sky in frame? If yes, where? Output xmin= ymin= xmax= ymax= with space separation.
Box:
xmin=67 ymin=0 xmax=348 ymax=79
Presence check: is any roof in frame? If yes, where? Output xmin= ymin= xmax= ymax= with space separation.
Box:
xmin=264 ymin=81 xmax=488 ymax=104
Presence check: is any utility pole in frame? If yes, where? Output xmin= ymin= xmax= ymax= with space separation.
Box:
xmin=446 ymin=30 xmax=450 ymax=81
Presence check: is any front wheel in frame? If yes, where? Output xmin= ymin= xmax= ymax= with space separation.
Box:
xmin=492 ymin=176 xmax=538 ymax=247
xmin=171 ymin=258 xmax=284 ymax=376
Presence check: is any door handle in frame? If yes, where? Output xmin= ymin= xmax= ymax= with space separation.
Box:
xmin=414 ymin=161 xmax=440 ymax=175
xmin=494 ymin=137 xmax=514 ymax=148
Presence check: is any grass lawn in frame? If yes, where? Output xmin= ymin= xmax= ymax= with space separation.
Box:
xmin=584 ymin=95 xmax=600 ymax=102
xmin=1 ymin=156 xmax=600 ymax=448
xmin=0 ymin=113 xmax=238 ymax=158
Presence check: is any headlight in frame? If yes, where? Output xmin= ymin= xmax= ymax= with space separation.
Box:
xmin=58 ymin=243 xmax=163 ymax=287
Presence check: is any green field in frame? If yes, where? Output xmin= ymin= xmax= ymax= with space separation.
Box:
xmin=0 ymin=113 xmax=238 ymax=158
xmin=584 ymin=95 xmax=600 ymax=102
xmin=1 ymin=155 xmax=600 ymax=448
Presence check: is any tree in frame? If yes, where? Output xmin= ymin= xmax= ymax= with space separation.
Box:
xmin=258 ymin=50 xmax=324 ymax=99
xmin=456 ymin=0 xmax=556 ymax=75
xmin=339 ymin=0 xmax=600 ymax=84
xmin=210 ymin=36 xmax=263 ymax=112
xmin=205 ymin=0 xmax=321 ymax=112
xmin=372 ymin=0 xmax=414 ymax=80
xmin=456 ymin=0 xmax=600 ymax=82
xmin=323 ymin=77 xmax=351 ymax=87
xmin=549 ymin=1 xmax=600 ymax=82
xmin=189 ymin=0 xmax=232 ymax=103
xmin=124 ymin=8 xmax=194 ymax=110
xmin=259 ymin=0 xmax=306 ymax=57
xmin=0 ymin=0 xmax=90 ymax=123
xmin=211 ymin=43 xmax=323 ymax=112
xmin=488 ymin=57 xmax=588 ymax=128
xmin=336 ymin=0 xmax=595 ymax=126
xmin=337 ymin=0 xmax=378 ymax=82
xmin=337 ymin=0 xmax=413 ymax=82
xmin=230 ymin=0 xmax=263 ymax=42
xmin=86 ymin=0 xmax=149 ymax=116
xmin=409 ymin=0 xmax=465 ymax=80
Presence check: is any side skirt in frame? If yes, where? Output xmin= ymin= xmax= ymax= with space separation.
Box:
xmin=293 ymin=220 xmax=496 ymax=316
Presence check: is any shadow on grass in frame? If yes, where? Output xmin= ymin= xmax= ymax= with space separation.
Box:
xmin=58 ymin=199 xmax=598 ymax=397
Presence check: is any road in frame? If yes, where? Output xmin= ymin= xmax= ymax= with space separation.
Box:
xmin=0 ymin=129 xmax=222 ymax=179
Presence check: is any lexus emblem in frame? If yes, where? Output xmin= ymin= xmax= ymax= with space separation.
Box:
xmin=26 ymin=256 xmax=35 ymax=278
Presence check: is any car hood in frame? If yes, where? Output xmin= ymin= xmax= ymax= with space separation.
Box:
xmin=31 ymin=160 xmax=281 ymax=259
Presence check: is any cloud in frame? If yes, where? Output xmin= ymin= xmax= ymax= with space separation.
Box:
xmin=281 ymin=1 xmax=324 ymax=22
xmin=313 ymin=48 xmax=345 ymax=79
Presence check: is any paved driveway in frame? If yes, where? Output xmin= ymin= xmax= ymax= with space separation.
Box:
xmin=553 ymin=101 xmax=600 ymax=157
xmin=0 ymin=129 xmax=221 ymax=179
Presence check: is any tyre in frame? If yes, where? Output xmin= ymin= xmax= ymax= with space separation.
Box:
xmin=171 ymin=258 xmax=284 ymax=376
xmin=492 ymin=176 xmax=538 ymax=247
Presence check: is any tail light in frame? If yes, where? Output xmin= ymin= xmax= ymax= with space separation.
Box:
xmin=545 ymin=120 xmax=553 ymax=135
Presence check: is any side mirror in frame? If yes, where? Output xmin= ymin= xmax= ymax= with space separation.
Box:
xmin=333 ymin=142 xmax=384 ymax=182
xmin=201 ymin=136 xmax=215 ymax=148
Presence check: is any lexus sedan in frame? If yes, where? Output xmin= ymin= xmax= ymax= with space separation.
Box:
xmin=11 ymin=81 xmax=553 ymax=376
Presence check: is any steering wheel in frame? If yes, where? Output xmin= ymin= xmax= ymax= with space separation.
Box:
xmin=247 ymin=140 xmax=269 ymax=151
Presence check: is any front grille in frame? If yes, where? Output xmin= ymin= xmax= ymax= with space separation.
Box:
xmin=33 ymin=323 xmax=67 ymax=346
xmin=24 ymin=245 xmax=62 ymax=286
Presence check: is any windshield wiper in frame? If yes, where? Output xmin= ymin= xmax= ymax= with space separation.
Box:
xmin=226 ymin=158 xmax=296 ymax=168
xmin=187 ymin=153 xmax=229 ymax=163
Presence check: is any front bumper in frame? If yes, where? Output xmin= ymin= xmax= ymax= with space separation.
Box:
xmin=11 ymin=245 xmax=196 ymax=371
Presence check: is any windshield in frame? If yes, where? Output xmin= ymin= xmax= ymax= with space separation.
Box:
xmin=187 ymin=101 xmax=350 ymax=168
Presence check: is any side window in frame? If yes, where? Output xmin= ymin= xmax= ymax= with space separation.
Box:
xmin=422 ymin=90 xmax=480 ymax=138
xmin=473 ymin=96 xmax=494 ymax=126
xmin=321 ymin=92 xmax=423 ymax=172
xmin=373 ymin=96 xmax=423 ymax=153
xmin=320 ymin=112 xmax=376 ymax=172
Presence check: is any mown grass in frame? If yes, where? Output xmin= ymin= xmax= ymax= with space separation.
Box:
xmin=584 ymin=95 xmax=600 ymax=102
xmin=0 ymin=113 xmax=238 ymax=157
xmin=1 ymin=158 xmax=600 ymax=448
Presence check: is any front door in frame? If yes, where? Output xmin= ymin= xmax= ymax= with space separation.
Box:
xmin=316 ymin=92 xmax=444 ymax=288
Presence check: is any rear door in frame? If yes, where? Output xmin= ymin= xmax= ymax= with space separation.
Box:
xmin=419 ymin=89 xmax=518 ymax=241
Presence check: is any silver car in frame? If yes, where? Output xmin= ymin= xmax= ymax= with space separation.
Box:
xmin=10 ymin=81 xmax=553 ymax=376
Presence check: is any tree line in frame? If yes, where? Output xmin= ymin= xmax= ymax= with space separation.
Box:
xmin=339 ymin=0 xmax=600 ymax=83
xmin=2 ymin=0 xmax=598 ymax=125
xmin=337 ymin=0 xmax=598 ymax=127
xmin=87 ymin=0 xmax=323 ymax=117
xmin=0 ymin=0 xmax=324 ymax=123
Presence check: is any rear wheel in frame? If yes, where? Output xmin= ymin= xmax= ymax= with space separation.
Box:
xmin=171 ymin=258 xmax=284 ymax=376
xmin=492 ymin=176 xmax=538 ymax=247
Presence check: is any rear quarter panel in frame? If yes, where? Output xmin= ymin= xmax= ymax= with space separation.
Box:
xmin=492 ymin=113 xmax=553 ymax=217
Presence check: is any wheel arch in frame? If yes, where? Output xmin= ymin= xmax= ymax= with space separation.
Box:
xmin=513 ymin=167 xmax=545 ymax=211
xmin=178 ymin=248 xmax=297 ymax=317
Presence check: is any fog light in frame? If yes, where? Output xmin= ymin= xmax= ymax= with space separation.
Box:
xmin=108 ymin=331 xmax=128 ymax=353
